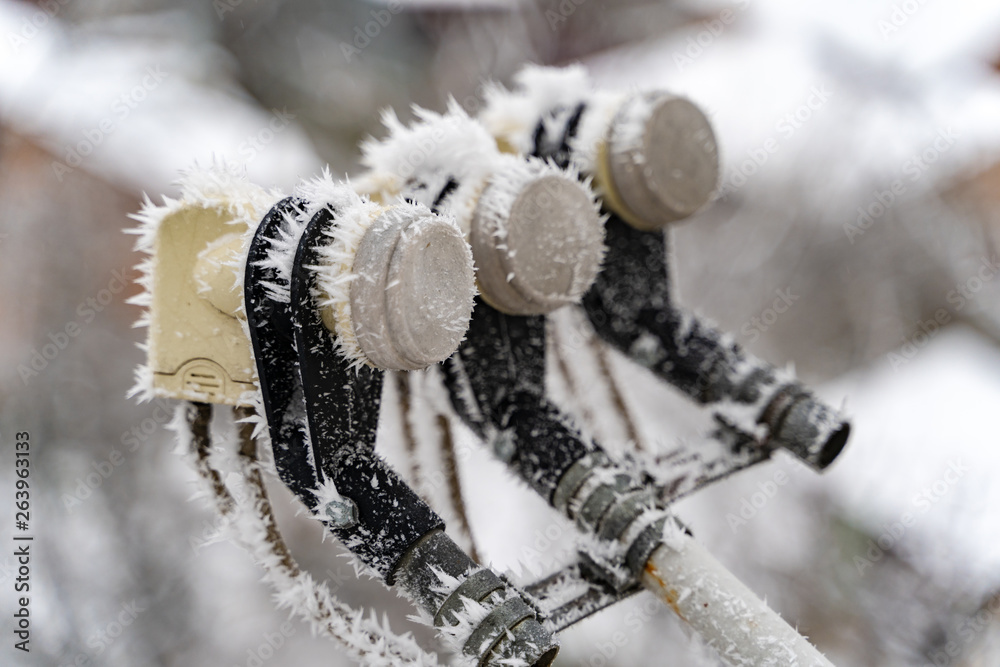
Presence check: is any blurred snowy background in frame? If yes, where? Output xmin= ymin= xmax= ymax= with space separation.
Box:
xmin=2 ymin=0 xmax=1000 ymax=665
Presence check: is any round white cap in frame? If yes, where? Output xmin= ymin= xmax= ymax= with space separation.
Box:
xmin=605 ymin=92 xmax=719 ymax=229
xmin=471 ymin=159 xmax=604 ymax=315
xmin=350 ymin=205 xmax=476 ymax=371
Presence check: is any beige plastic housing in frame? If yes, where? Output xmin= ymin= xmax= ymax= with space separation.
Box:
xmin=144 ymin=194 xmax=476 ymax=405
xmin=148 ymin=205 xmax=255 ymax=406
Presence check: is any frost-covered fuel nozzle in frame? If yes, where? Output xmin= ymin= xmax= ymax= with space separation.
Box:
xmin=439 ymin=298 xmax=836 ymax=667
xmin=132 ymin=167 xmax=559 ymax=667
xmin=340 ymin=94 xmax=840 ymax=661
xmin=480 ymin=64 xmax=850 ymax=472
xmin=244 ymin=181 xmax=559 ymax=667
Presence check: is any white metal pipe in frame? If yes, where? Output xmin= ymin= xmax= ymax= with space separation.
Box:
xmin=641 ymin=536 xmax=835 ymax=667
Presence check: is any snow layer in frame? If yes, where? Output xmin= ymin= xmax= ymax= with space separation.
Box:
xmin=294 ymin=172 xmax=384 ymax=371
xmin=480 ymin=64 xmax=626 ymax=177
xmin=0 ymin=2 xmax=321 ymax=194
xmin=361 ymin=102 xmax=504 ymax=236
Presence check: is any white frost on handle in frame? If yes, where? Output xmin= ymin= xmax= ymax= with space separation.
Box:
xmin=404 ymin=565 xmax=528 ymax=667
xmin=360 ymin=101 xmax=503 ymax=236
xmin=712 ymin=353 xmax=798 ymax=442
xmin=250 ymin=199 xmax=310 ymax=306
xmin=295 ymin=171 xmax=383 ymax=372
xmin=480 ymin=64 xmax=593 ymax=156
xmin=475 ymin=154 xmax=601 ymax=252
xmin=479 ymin=64 xmax=626 ymax=178
xmin=165 ymin=402 xmax=193 ymax=458
xmin=569 ymin=88 xmax=628 ymax=177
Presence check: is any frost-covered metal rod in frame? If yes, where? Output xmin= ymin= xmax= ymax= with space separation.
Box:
xmin=551 ymin=450 xmax=837 ymax=667
xmin=588 ymin=215 xmax=850 ymax=470
xmin=642 ymin=537 xmax=836 ymax=667
xmin=525 ymin=448 xmax=838 ymax=665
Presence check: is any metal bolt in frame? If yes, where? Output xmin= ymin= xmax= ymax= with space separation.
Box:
xmin=492 ymin=429 xmax=517 ymax=463
xmin=324 ymin=497 xmax=359 ymax=529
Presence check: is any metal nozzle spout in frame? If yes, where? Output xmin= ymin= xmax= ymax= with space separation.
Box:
xmin=760 ymin=388 xmax=851 ymax=470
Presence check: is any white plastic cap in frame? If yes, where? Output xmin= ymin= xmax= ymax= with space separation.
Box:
xmin=605 ymin=92 xmax=719 ymax=229
xmin=349 ymin=205 xmax=476 ymax=371
xmin=471 ymin=158 xmax=604 ymax=315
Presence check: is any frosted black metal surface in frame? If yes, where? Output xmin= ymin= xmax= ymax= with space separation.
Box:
xmin=289 ymin=206 xmax=443 ymax=581
xmin=246 ymin=199 xmax=442 ymax=580
xmin=441 ymin=303 xmax=675 ymax=632
xmin=246 ymin=200 xmax=558 ymax=665
xmin=525 ymin=562 xmax=642 ymax=633
xmin=244 ymin=197 xmax=318 ymax=502
xmin=584 ymin=213 xmax=754 ymax=404
xmin=443 ymin=299 xmax=596 ymax=502
xmin=530 ymin=109 xmax=851 ymax=470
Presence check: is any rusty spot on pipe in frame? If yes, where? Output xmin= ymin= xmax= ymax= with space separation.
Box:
xmin=645 ymin=562 xmax=688 ymax=623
